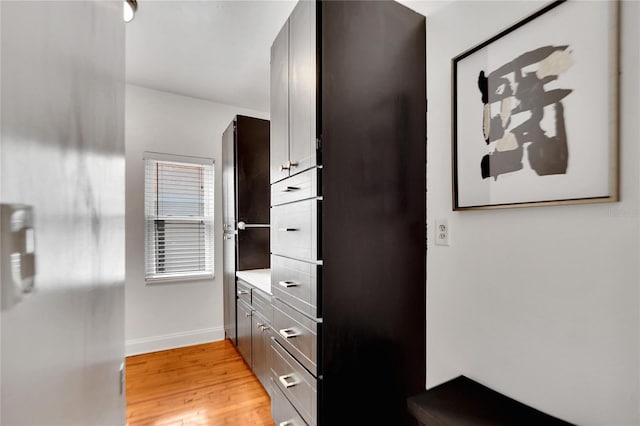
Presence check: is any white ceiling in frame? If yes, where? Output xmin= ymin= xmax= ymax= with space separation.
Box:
xmin=126 ymin=0 xmax=296 ymax=112
xmin=125 ymin=1 xmax=450 ymax=113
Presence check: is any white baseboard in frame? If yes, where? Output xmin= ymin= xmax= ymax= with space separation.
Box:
xmin=125 ymin=326 xmax=225 ymax=356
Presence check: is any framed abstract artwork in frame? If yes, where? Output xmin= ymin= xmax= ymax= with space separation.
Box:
xmin=451 ymin=0 xmax=619 ymax=210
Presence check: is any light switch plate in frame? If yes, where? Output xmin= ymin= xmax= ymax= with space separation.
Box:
xmin=435 ymin=219 xmax=449 ymax=246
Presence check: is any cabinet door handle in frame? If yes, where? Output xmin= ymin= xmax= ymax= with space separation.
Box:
xmin=261 ymin=325 xmax=270 ymax=332
xmin=237 ymin=290 xmax=249 ymax=296
xmin=279 ymin=161 xmax=298 ymax=172
xmin=245 ymin=312 xmax=252 ymax=318
xmin=281 ymin=186 xmax=300 ymax=192
xmin=278 ymin=227 xmax=298 ymax=232
xmin=279 ymin=328 xmax=299 ymax=339
xmin=238 ymin=221 xmax=270 ymax=230
xmin=256 ymin=322 xmax=264 ymax=329
xmin=278 ymin=374 xmax=300 ymax=389
xmin=278 ymin=280 xmax=299 ymax=288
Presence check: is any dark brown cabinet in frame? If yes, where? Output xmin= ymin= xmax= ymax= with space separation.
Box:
xmin=235 ymin=278 xmax=273 ymax=394
xmin=222 ymin=115 xmax=270 ymax=345
xmin=251 ymin=291 xmax=272 ymax=392
xmin=236 ymin=298 xmax=253 ymax=367
xmin=269 ymin=2 xmax=426 ymax=425
xmin=251 ymin=311 xmax=269 ymax=388
xmin=270 ymin=22 xmax=290 ymax=184
xmin=287 ymin=0 xmax=316 ymax=176
xmin=270 ymin=0 xmax=317 ymax=184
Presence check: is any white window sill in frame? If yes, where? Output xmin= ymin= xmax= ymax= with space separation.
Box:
xmin=145 ymin=273 xmax=214 ymax=284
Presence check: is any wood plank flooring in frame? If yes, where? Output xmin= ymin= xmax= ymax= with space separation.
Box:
xmin=126 ymin=340 xmax=275 ymax=426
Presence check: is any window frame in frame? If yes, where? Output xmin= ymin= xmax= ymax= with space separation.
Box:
xmin=143 ymin=151 xmax=215 ymax=283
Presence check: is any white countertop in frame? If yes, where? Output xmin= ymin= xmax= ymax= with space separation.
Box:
xmin=236 ymin=268 xmax=271 ymax=295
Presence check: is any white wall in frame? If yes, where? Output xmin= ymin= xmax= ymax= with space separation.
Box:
xmin=125 ymin=84 xmax=268 ymax=355
xmin=406 ymin=1 xmax=640 ymax=425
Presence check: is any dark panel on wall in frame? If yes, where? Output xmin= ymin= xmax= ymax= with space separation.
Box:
xmin=237 ymin=115 xmax=271 ymax=224
xmin=236 ymin=115 xmax=271 ymax=271
xmin=320 ymin=1 xmax=426 ymax=425
xmin=238 ymin=227 xmax=270 ymax=271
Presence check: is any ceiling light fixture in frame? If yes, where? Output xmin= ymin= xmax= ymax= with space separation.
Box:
xmin=124 ymin=0 xmax=137 ymax=23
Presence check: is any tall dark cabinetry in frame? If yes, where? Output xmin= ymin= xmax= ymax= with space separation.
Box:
xmin=222 ymin=116 xmax=271 ymax=344
xmin=269 ymin=2 xmax=426 ymax=425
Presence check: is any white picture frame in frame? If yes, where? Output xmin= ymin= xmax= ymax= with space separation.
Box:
xmin=451 ymin=0 xmax=619 ymax=210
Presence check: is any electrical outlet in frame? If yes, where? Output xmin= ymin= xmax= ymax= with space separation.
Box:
xmin=435 ymin=219 xmax=449 ymax=246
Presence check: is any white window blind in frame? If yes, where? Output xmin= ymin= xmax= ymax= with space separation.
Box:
xmin=144 ymin=155 xmax=214 ymax=282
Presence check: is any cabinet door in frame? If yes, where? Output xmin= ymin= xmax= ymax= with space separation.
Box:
xmin=262 ymin=326 xmax=273 ymax=395
xmin=222 ymin=121 xmax=237 ymax=344
xmin=289 ymin=0 xmax=317 ymax=175
xmin=252 ymin=312 xmax=271 ymax=393
xmin=270 ymin=21 xmax=290 ymax=184
xmin=237 ymin=300 xmax=253 ymax=367
xmin=222 ymin=120 xmax=236 ymax=231
xmin=223 ymin=233 xmax=237 ymax=344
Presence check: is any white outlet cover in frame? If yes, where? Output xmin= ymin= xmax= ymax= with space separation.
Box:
xmin=435 ymin=219 xmax=449 ymax=246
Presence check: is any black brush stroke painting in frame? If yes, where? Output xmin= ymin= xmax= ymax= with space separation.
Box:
xmin=478 ymin=45 xmax=574 ymax=180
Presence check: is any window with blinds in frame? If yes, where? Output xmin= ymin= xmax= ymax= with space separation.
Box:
xmin=144 ymin=154 xmax=214 ymax=282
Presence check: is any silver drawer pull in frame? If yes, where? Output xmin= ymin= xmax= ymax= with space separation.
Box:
xmin=278 ymin=227 xmax=299 ymax=232
xmin=261 ymin=325 xmax=269 ymax=332
xmin=278 ymin=374 xmax=300 ymax=389
xmin=237 ymin=290 xmax=249 ymax=296
xmin=281 ymin=186 xmax=300 ymax=192
xmin=278 ymin=280 xmax=299 ymax=288
xmin=279 ymin=328 xmax=299 ymax=339
xmin=245 ymin=312 xmax=252 ymax=318
xmin=256 ymin=322 xmax=264 ymax=329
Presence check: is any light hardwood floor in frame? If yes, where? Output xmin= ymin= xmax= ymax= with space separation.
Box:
xmin=126 ymin=340 xmax=275 ymax=425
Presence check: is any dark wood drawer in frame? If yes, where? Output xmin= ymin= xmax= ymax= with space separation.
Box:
xmin=252 ymin=287 xmax=272 ymax=322
xmin=271 ymin=339 xmax=317 ymax=426
xmin=271 ymin=199 xmax=320 ymax=262
xmin=271 ymin=168 xmax=320 ymax=206
xmin=272 ymin=298 xmax=319 ymax=376
xmin=271 ymin=255 xmax=319 ymax=319
xmin=237 ymin=279 xmax=252 ymax=305
xmin=271 ymin=377 xmax=308 ymax=426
